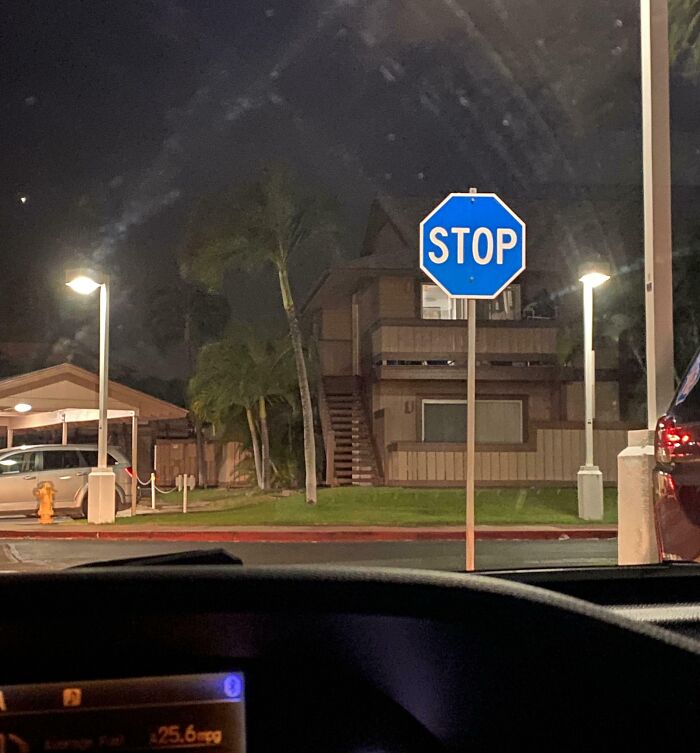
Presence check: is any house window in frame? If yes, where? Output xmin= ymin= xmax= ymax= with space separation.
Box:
xmin=487 ymin=285 xmax=521 ymax=321
xmin=422 ymin=399 xmax=523 ymax=443
xmin=421 ymin=283 xmax=520 ymax=321
xmin=421 ymin=284 xmax=467 ymax=320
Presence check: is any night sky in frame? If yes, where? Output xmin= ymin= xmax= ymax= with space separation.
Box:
xmin=1 ymin=0 xmax=697 ymax=387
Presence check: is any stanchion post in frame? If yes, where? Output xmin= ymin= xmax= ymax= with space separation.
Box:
xmin=183 ymin=474 xmax=188 ymax=514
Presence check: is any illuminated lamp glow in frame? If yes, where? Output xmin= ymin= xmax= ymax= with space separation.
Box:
xmin=66 ymin=276 xmax=100 ymax=295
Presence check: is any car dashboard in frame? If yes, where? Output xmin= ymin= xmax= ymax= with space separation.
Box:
xmin=0 ymin=565 xmax=697 ymax=751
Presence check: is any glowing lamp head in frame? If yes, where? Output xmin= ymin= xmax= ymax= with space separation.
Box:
xmin=14 ymin=403 xmax=32 ymax=413
xmin=65 ymin=268 xmax=107 ymax=295
xmin=578 ymin=261 xmax=611 ymax=289
xmin=66 ymin=275 xmax=101 ymax=295
xmin=579 ymin=271 xmax=610 ymax=288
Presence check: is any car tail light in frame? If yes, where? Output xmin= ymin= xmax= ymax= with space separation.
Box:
xmin=655 ymin=417 xmax=693 ymax=463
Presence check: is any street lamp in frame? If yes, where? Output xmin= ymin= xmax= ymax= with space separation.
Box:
xmin=66 ymin=268 xmax=115 ymax=523
xmin=577 ymin=261 xmax=610 ymax=520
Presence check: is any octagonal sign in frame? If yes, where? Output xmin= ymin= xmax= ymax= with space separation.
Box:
xmin=420 ymin=193 xmax=526 ymax=299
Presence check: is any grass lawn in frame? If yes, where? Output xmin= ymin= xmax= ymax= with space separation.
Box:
xmin=113 ymin=486 xmax=618 ymax=527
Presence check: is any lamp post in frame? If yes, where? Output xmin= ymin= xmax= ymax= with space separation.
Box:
xmin=577 ymin=262 xmax=610 ymax=520
xmin=66 ymin=268 xmax=115 ymax=523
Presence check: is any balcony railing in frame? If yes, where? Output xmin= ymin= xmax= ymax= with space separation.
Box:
xmin=369 ymin=319 xmax=559 ymax=362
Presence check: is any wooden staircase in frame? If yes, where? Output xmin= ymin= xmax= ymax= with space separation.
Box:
xmin=325 ymin=385 xmax=381 ymax=486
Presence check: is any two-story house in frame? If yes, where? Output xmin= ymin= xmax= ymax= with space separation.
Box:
xmin=304 ymin=196 xmax=627 ymax=487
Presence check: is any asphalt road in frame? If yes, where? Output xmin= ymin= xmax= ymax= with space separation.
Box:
xmin=0 ymin=538 xmax=617 ymax=572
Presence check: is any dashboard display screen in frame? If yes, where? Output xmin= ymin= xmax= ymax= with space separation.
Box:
xmin=0 ymin=673 xmax=245 ymax=753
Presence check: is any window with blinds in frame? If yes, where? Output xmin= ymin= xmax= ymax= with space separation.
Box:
xmin=422 ymin=399 xmax=523 ymax=444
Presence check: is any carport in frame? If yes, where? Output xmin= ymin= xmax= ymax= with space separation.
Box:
xmin=0 ymin=363 xmax=188 ymax=507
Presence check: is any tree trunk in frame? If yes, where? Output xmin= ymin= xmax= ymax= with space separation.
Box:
xmin=245 ymin=406 xmax=263 ymax=490
xmin=184 ymin=297 xmax=208 ymax=489
xmin=258 ymin=397 xmax=271 ymax=490
xmin=277 ymin=265 xmax=317 ymax=504
xmin=194 ymin=419 xmax=207 ymax=488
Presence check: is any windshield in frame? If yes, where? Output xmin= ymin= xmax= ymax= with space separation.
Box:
xmin=1 ymin=0 xmax=698 ymax=572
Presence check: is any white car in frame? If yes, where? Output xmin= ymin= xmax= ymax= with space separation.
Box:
xmin=0 ymin=444 xmax=132 ymax=517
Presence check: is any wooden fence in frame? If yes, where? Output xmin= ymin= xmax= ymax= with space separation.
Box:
xmin=155 ymin=439 xmax=250 ymax=487
xmin=384 ymin=425 xmax=628 ymax=486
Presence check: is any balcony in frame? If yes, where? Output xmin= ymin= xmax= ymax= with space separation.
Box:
xmin=367 ymin=319 xmax=562 ymax=381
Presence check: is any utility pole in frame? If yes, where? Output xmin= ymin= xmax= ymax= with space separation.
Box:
xmin=618 ymin=0 xmax=674 ymax=564
xmin=641 ymin=0 xmax=675 ymax=426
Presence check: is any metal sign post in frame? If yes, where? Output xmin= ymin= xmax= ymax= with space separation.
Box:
xmin=465 ymin=297 xmax=477 ymax=571
xmin=419 ymin=188 xmax=526 ymax=572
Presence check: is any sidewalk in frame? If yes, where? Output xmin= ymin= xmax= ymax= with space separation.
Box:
xmin=0 ymin=519 xmax=617 ymax=542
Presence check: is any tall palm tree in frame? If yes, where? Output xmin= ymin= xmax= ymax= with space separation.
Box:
xmin=243 ymin=333 xmax=296 ymax=489
xmin=183 ymin=166 xmax=334 ymax=504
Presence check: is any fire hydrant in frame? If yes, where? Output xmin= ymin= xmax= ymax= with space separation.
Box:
xmin=33 ymin=481 xmax=56 ymax=525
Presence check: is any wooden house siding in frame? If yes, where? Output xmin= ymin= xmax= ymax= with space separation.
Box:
xmin=385 ymin=424 xmax=627 ymax=486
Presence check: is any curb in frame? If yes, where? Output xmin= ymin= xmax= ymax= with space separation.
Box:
xmin=0 ymin=528 xmax=618 ymax=543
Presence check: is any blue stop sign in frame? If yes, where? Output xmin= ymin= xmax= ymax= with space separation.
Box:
xmin=419 ymin=193 xmax=526 ymax=299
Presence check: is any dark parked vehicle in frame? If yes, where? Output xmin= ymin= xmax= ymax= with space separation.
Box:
xmin=654 ymin=349 xmax=700 ymax=561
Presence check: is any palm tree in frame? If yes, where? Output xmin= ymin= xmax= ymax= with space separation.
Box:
xmin=243 ymin=333 xmax=296 ymax=489
xmin=182 ymin=166 xmax=334 ymax=504
xmin=190 ymin=337 xmax=263 ymax=489
xmin=189 ymin=329 xmax=294 ymax=491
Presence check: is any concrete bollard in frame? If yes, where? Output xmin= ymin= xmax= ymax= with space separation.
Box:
xmin=617 ymin=429 xmax=659 ymax=565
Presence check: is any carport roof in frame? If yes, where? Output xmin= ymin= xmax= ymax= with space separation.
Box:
xmin=0 ymin=363 xmax=187 ymax=424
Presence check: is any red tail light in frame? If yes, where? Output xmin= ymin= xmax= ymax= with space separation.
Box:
xmin=655 ymin=417 xmax=694 ymax=463
xmin=125 ymin=466 xmax=134 ymax=477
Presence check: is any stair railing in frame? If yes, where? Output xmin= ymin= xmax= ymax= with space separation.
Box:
xmin=356 ymin=388 xmax=384 ymax=483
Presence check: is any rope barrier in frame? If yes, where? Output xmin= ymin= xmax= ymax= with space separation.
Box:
xmin=137 ymin=472 xmax=192 ymax=513
xmin=135 ymin=472 xmax=191 ymax=504
xmin=154 ymin=484 xmax=179 ymax=494
xmin=135 ymin=473 xmax=178 ymax=494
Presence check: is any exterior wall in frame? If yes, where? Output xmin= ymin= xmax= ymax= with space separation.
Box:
xmin=322 ymin=304 xmax=352 ymax=338
xmin=565 ymin=381 xmax=620 ymax=422
xmin=377 ymin=277 xmax=416 ymax=318
xmin=319 ymin=302 xmax=353 ymax=375
xmin=357 ymin=280 xmax=380 ymax=338
xmin=372 ymin=379 xmax=556 ymax=448
xmin=385 ymin=425 xmax=627 ymax=486
xmin=372 ymin=378 xmax=626 ymax=486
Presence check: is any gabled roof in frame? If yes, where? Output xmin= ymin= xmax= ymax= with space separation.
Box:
xmin=362 ymin=195 xmax=436 ymax=256
xmin=304 ymin=186 xmax=700 ymax=313
xmin=0 ymin=363 xmax=187 ymax=421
